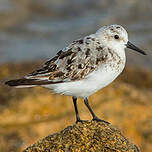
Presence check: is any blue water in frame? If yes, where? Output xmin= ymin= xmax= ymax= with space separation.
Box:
xmin=0 ymin=0 xmax=152 ymax=68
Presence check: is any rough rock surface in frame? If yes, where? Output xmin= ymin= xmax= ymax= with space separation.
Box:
xmin=23 ymin=121 xmax=140 ymax=152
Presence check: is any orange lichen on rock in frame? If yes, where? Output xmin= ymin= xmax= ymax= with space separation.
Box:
xmin=23 ymin=121 xmax=140 ymax=152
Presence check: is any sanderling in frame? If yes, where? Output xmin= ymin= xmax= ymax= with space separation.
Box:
xmin=5 ymin=24 xmax=146 ymax=123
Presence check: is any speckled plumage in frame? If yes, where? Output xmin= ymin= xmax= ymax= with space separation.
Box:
xmin=27 ymin=36 xmax=112 ymax=82
xmin=26 ymin=33 xmax=125 ymax=83
xmin=5 ymin=24 xmax=146 ymax=122
xmin=6 ymin=24 xmax=128 ymax=97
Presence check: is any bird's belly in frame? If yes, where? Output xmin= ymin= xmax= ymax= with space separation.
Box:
xmin=44 ymin=62 xmax=125 ymax=98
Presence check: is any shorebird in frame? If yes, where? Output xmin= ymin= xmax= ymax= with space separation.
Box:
xmin=5 ymin=24 xmax=146 ymax=123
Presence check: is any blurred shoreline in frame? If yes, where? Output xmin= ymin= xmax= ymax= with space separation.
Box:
xmin=0 ymin=61 xmax=152 ymax=152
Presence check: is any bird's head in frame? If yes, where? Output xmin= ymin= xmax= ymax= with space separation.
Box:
xmin=96 ymin=24 xmax=146 ymax=55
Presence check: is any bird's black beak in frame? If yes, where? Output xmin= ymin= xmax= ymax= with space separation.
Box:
xmin=126 ymin=41 xmax=147 ymax=55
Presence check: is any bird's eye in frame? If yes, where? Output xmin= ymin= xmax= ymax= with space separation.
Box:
xmin=114 ymin=35 xmax=119 ymax=40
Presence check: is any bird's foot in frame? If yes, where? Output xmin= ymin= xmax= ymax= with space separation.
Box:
xmin=92 ymin=116 xmax=110 ymax=124
xmin=76 ymin=119 xmax=88 ymax=124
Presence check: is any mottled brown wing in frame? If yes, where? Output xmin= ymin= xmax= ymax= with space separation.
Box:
xmin=26 ymin=36 xmax=108 ymax=83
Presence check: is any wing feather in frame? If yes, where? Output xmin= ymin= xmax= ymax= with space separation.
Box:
xmin=25 ymin=35 xmax=108 ymax=84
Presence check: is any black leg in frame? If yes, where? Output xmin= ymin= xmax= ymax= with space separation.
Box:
xmin=72 ymin=96 xmax=81 ymax=123
xmin=84 ymin=97 xmax=109 ymax=124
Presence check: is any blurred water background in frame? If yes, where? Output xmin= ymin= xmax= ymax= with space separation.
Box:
xmin=0 ymin=0 xmax=152 ymax=67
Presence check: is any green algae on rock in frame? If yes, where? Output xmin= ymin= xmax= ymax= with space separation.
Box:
xmin=23 ymin=121 xmax=140 ymax=152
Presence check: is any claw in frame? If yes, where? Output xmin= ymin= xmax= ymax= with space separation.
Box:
xmin=92 ymin=117 xmax=110 ymax=124
xmin=76 ymin=119 xmax=88 ymax=123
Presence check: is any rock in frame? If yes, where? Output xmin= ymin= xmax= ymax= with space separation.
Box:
xmin=23 ymin=121 xmax=140 ymax=152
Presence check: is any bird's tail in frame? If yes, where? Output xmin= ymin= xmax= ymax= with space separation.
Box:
xmin=5 ymin=78 xmax=59 ymax=88
xmin=5 ymin=78 xmax=39 ymax=88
